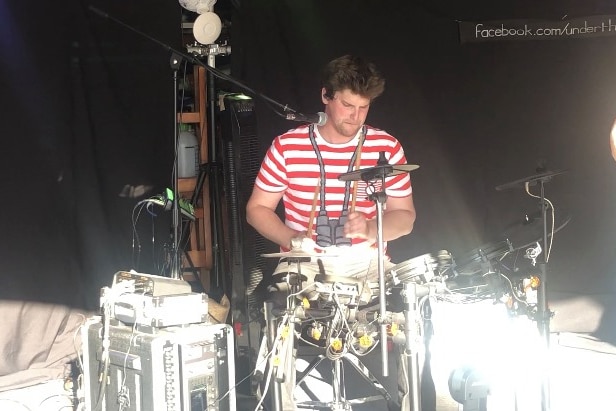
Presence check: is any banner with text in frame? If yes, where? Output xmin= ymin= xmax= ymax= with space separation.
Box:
xmin=459 ymin=15 xmax=616 ymax=43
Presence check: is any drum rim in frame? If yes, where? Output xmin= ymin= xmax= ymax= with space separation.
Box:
xmin=455 ymin=239 xmax=512 ymax=266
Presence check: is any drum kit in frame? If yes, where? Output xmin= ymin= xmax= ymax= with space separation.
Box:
xmin=259 ymin=158 xmax=568 ymax=411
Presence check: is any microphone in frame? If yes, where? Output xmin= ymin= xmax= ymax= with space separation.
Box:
xmin=285 ymin=111 xmax=327 ymax=126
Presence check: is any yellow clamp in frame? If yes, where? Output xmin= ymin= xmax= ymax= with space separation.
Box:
xmin=359 ymin=334 xmax=373 ymax=349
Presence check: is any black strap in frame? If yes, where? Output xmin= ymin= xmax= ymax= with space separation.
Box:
xmin=308 ymin=124 xmax=366 ymax=213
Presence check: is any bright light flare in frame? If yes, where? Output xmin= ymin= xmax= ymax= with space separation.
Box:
xmin=429 ymin=299 xmax=546 ymax=410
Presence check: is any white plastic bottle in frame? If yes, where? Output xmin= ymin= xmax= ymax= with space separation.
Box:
xmin=178 ymin=124 xmax=199 ymax=178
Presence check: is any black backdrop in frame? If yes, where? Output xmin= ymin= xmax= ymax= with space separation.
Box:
xmin=2 ymin=1 xmax=616 ymax=341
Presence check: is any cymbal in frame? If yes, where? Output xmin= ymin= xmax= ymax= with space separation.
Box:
xmin=261 ymin=250 xmax=336 ymax=259
xmin=495 ymin=169 xmax=567 ymax=191
xmin=502 ymin=208 xmax=571 ymax=250
xmin=338 ymin=164 xmax=419 ymax=182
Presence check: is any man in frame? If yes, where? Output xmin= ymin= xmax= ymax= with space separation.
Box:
xmin=247 ymin=54 xmax=415 ymax=276
xmin=246 ymin=55 xmax=417 ymax=409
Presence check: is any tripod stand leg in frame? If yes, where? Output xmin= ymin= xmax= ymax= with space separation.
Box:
xmin=343 ymin=353 xmax=394 ymax=402
xmin=264 ymin=302 xmax=283 ymax=411
xmin=296 ymin=354 xmax=327 ymax=386
xmin=537 ymin=263 xmax=551 ymax=411
xmin=402 ymin=282 xmax=422 ymax=411
xmin=401 ymin=349 xmax=421 ymax=411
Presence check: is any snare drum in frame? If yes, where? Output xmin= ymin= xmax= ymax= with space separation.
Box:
xmin=386 ymin=251 xmax=452 ymax=289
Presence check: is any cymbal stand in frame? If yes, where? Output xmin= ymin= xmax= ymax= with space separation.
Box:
xmin=368 ymin=181 xmax=389 ymax=378
xmin=534 ymin=178 xmax=552 ymax=411
xmin=265 ymin=261 xmax=304 ymax=411
xmin=264 ymin=300 xmax=283 ymax=411
xmin=401 ymin=282 xmax=423 ymax=411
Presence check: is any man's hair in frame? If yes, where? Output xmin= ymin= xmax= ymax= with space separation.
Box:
xmin=321 ymin=55 xmax=385 ymax=101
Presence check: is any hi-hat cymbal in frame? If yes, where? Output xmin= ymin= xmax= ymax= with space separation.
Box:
xmin=261 ymin=250 xmax=336 ymax=259
xmin=338 ymin=164 xmax=419 ymax=182
xmin=495 ymin=169 xmax=568 ymax=191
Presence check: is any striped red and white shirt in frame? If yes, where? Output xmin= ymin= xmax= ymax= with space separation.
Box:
xmin=255 ymin=124 xmax=412 ymax=251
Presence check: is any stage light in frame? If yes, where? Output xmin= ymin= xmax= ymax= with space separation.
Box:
xmin=178 ymin=0 xmax=222 ymax=45
xmin=178 ymin=0 xmax=216 ymax=14
xmin=449 ymin=366 xmax=490 ymax=411
xmin=429 ymin=299 xmax=546 ymax=410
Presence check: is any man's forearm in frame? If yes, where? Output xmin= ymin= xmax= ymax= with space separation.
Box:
xmin=246 ymin=206 xmax=299 ymax=249
xmin=367 ymin=209 xmax=415 ymax=243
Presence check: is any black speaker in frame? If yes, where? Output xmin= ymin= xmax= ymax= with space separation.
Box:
xmin=218 ymin=93 xmax=267 ymax=390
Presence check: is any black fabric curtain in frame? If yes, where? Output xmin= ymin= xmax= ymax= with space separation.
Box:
xmin=0 ymin=1 xmax=180 ymax=309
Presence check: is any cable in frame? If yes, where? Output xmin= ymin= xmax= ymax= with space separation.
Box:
xmin=37 ymin=392 xmax=76 ymax=410
xmin=132 ymin=195 xmax=197 ymax=274
xmin=117 ymin=321 xmax=140 ymax=411
xmin=93 ymin=283 xmax=137 ymax=411
xmin=93 ymin=308 xmax=111 ymax=411
xmin=252 ymin=354 xmax=275 ymax=411
xmin=524 ymin=182 xmax=556 ymax=262
xmin=131 ymin=200 xmax=148 ymax=269
xmin=252 ymin=314 xmax=292 ymax=411
xmin=72 ymin=313 xmax=88 ymax=375
xmin=0 ymin=399 xmax=33 ymax=410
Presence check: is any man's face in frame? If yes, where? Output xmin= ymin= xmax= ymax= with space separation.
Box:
xmin=322 ymin=88 xmax=371 ymax=138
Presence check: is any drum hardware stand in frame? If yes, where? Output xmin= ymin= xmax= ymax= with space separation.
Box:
xmin=333 ymin=152 xmax=421 ymax=408
xmin=264 ymin=261 xmax=306 ymax=411
xmin=292 ymin=301 xmax=400 ymax=411
xmin=295 ymin=347 xmax=395 ymax=411
xmin=264 ymin=274 xmax=409 ymax=410
xmin=497 ymin=170 xmax=566 ymax=411
xmin=534 ymin=179 xmax=553 ymax=411
xmin=361 ymin=152 xmax=394 ymax=378
xmin=400 ymin=281 xmax=424 ymax=411
xmin=264 ymin=300 xmax=283 ymax=411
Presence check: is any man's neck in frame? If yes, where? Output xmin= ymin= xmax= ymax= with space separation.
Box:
xmin=317 ymin=123 xmax=360 ymax=145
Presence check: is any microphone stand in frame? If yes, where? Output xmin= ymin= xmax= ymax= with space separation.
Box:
xmin=88 ymin=6 xmax=313 ymax=122
xmin=88 ymin=5 xmax=325 ymax=283
xmin=204 ymin=53 xmax=226 ymax=292
xmin=169 ymin=54 xmax=184 ymax=279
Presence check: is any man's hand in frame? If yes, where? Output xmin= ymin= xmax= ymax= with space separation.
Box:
xmin=290 ymin=233 xmax=317 ymax=252
xmin=343 ymin=211 xmax=372 ymax=240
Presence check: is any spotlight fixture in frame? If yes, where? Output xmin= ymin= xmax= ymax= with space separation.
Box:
xmin=449 ymin=366 xmax=490 ymax=411
xmin=178 ymin=0 xmax=222 ymax=45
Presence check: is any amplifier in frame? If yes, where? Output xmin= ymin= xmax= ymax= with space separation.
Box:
xmin=110 ymin=291 xmax=209 ymax=328
xmin=82 ymin=317 xmax=236 ymax=411
xmin=112 ymin=271 xmax=192 ymax=296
